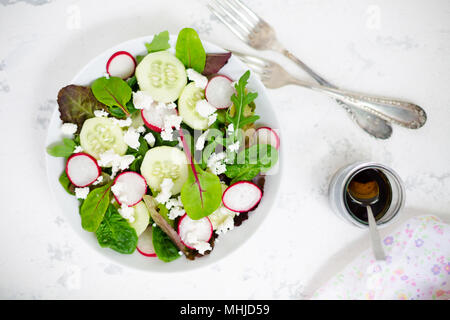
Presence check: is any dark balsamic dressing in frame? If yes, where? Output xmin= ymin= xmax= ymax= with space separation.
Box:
xmin=345 ymin=168 xmax=392 ymax=223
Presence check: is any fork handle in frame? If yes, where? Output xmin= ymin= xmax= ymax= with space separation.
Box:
xmin=292 ymin=78 xmax=427 ymax=129
xmin=280 ymin=48 xmax=393 ymax=138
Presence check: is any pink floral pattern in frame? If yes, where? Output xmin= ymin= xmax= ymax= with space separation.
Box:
xmin=313 ymin=215 xmax=450 ymax=300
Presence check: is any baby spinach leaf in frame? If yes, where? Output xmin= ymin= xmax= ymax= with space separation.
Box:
xmin=57 ymin=85 xmax=107 ymax=130
xmin=145 ymin=30 xmax=170 ymax=53
xmin=181 ymin=165 xmax=222 ymax=220
xmin=91 ymin=76 xmax=132 ymax=117
xmin=80 ymin=183 xmax=112 ymax=232
xmin=152 ymin=225 xmax=180 ymax=262
xmin=96 ymin=205 xmax=138 ymax=254
xmin=202 ymin=52 xmax=232 ymax=76
xmin=59 ymin=171 xmax=75 ymax=195
xmin=175 ymin=28 xmax=206 ymax=73
xmin=178 ymin=130 xmax=222 ymax=220
xmin=46 ymin=138 xmax=76 ymax=158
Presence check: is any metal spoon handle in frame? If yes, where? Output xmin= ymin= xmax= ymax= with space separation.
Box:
xmin=281 ymin=49 xmax=393 ymax=139
xmin=367 ymin=206 xmax=386 ymax=261
xmin=291 ymin=78 xmax=427 ymax=129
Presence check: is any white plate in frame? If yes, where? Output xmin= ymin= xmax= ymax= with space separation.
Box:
xmin=45 ymin=35 xmax=283 ymax=272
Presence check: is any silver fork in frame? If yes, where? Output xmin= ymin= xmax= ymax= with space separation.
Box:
xmin=231 ymin=51 xmax=426 ymax=129
xmin=207 ymin=0 xmax=424 ymax=137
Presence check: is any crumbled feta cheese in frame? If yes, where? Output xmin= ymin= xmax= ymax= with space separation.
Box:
xmin=193 ymin=241 xmax=212 ymax=255
xmin=156 ymin=102 xmax=166 ymax=109
xmin=75 ymin=187 xmax=89 ymax=199
xmin=73 ymin=145 xmax=83 ymax=153
xmin=227 ymin=123 xmax=234 ymax=134
xmin=92 ymin=175 xmax=103 ymax=186
xmin=112 ymin=117 xmax=132 ymax=128
xmin=228 ymin=140 xmax=240 ymax=153
xmin=123 ymin=127 xmax=140 ymax=150
xmin=207 ymin=113 xmax=218 ymax=126
xmin=166 ymin=102 xmax=177 ymax=110
xmin=186 ymin=68 xmax=208 ymax=89
xmin=118 ymin=203 xmax=135 ymax=223
xmin=168 ymin=206 xmax=185 ymax=220
xmin=164 ymin=114 xmax=182 ymax=130
xmin=195 ymin=130 xmax=209 ymax=151
xmin=97 ymin=150 xmax=135 ymax=178
xmin=133 ymin=91 xmax=154 ymax=110
xmin=161 ymin=129 xmax=173 ymax=141
xmin=136 ymin=125 xmax=146 ymax=134
xmin=178 ymin=251 xmax=183 ymax=256
xmin=166 ymin=196 xmax=185 ymax=220
xmin=94 ymin=110 xmax=109 ymax=118
xmin=207 ymin=152 xmax=227 ymax=175
xmin=144 ymin=132 xmax=155 ymax=147
xmin=177 ymin=137 xmax=183 ymax=150
xmin=155 ymin=178 xmax=174 ymax=204
xmin=160 ymin=115 xmax=183 ymax=141
xmin=61 ymin=123 xmax=77 ymax=137
xmin=195 ymin=99 xmax=216 ymax=118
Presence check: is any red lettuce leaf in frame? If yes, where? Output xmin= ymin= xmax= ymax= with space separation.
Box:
xmin=202 ymin=52 xmax=232 ymax=76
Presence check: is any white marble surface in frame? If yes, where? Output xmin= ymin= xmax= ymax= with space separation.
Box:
xmin=0 ymin=0 xmax=449 ymax=299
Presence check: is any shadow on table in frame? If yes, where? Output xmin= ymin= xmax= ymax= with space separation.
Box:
xmin=301 ymin=206 xmax=449 ymax=299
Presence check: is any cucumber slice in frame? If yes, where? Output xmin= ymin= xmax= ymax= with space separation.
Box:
xmin=178 ymin=82 xmax=209 ymax=130
xmin=140 ymin=146 xmax=188 ymax=195
xmin=135 ymin=51 xmax=187 ymax=103
xmin=80 ymin=117 xmax=128 ymax=159
xmin=129 ymin=201 xmax=150 ymax=237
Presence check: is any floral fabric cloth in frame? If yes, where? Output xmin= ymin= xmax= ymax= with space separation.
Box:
xmin=313 ymin=215 xmax=450 ymax=300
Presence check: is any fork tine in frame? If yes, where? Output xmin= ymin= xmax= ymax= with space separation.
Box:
xmin=210 ymin=0 xmax=252 ymax=37
xmin=236 ymin=57 xmax=266 ymax=75
xmin=220 ymin=0 xmax=257 ymax=30
xmin=227 ymin=0 xmax=261 ymax=24
xmin=207 ymin=3 xmax=249 ymax=42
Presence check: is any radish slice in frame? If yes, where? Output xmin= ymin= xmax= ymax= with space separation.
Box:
xmin=106 ymin=51 xmax=136 ymax=79
xmin=222 ymin=181 xmax=262 ymax=213
xmin=112 ymin=171 xmax=147 ymax=206
xmin=141 ymin=106 xmax=177 ymax=133
xmin=177 ymin=214 xmax=213 ymax=250
xmin=136 ymin=226 xmax=157 ymax=257
xmin=65 ymin=153 xmax=101 ymax=187
xmin=205 ymin=75 xmax=235 ymax=109
xmin=251 ymin=127 xmax=280 ymax=150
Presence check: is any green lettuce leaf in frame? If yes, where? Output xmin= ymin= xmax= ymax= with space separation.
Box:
xmin=91 ymin=76 xmax=132 ymax=117
xmin=47 ymin=138 xmax=76 ymax=158
xmin=175 ymin=28 xmax=206 ymax=73
xmin=80 ymin=183 xmax=112 ymax=232
xmin=145 ymin=30 xmax=171 ymax=53
xmin=96 ymin=205 xmax=138 ymax=254
xmin=152 ymin=225 xmax=180 ymax=262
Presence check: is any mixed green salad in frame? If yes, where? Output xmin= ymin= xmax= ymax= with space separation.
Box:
xmin=47 ymin=28 xmax=279 ymax=262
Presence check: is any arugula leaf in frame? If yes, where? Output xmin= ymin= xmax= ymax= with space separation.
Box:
xmin=57 ymin=85 xmax=107 ymax=130
xmin=178 ymin=130 xmax=222 ymax=220
xmin=152 ymin=225 xmax=180 ymax=262
xmin=175 ymin=28 xmax=206 ymax=73
xmin=59 ymin=171 xmax=75 ymax=195
xmin=80 ymin=183 xmax=112 ymax=232
xmin=226 ymin=71 xmax=259 ymax=134
xmin=202 ymin=52 xmax=232 ymax=76
xmin=96 ymin=205 xmax=138 ymax=254
xmin=225 ymin=144 xmax=278 ymax=184
xmin=46 ymin=138 xmax=76 ymax=158
xmin=91 ymin=76 xmax=132 ymax=117
xmin=145 ymin=30 xmax=170 ymax=53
